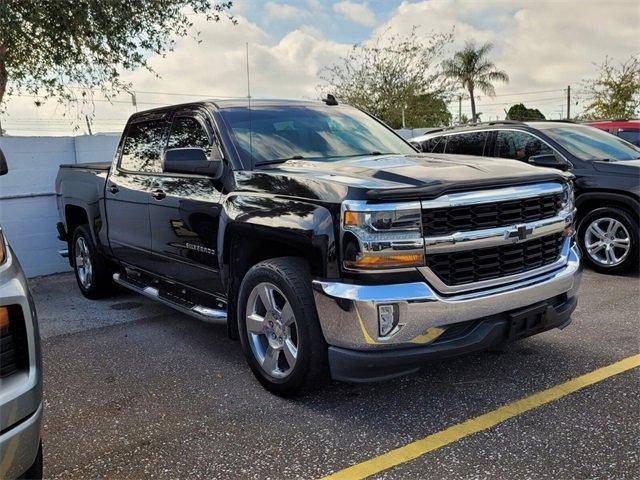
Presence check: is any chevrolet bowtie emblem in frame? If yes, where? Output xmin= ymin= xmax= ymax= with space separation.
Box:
xmin=506 ymin=224 xmax=534 ymax=243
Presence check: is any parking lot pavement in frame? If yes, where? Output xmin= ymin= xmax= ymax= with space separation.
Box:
xmin=33 ymin=270 xmax=639 ymax=479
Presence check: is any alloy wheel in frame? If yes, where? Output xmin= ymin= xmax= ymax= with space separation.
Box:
xmin=74 ymin=236 xmax=93 ymax=288
xmin=245 ymin=282 xmax=299 ymax=379
xmin=584 ymin=217 xmax=631 ymax=267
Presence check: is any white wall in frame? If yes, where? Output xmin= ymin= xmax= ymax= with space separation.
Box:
xmin=0 ymin=134 xmax=120 ymax=277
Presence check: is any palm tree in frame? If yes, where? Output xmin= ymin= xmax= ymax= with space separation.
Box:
xmin=444 ymin=41 xmax=509 ymax=123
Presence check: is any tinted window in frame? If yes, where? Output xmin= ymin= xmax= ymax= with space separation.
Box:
xmin=495 ymin=131 xmax=553 ymax=162
xmin=120 ymin=120 xmax=167 ymax=172
xmin=167 ymin=117 xmax=212 ymax=157
xmin=420 ymin=136 xmax=444 ymax=153
xmin=445 ymin=132 xmax=486 ymax=156
xmin=617 ymin=130 xmax=640 ymax=147
xmin=219 ymin=106 xmax=414 ymax=165
xmin=544 ymin=125 xmax=640 ymax=161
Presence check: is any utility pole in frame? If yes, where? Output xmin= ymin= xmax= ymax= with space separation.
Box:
xmin=85 ymin=115 xmax=93 ymax=135
xmin=401 ymin=105 xmax=406 ymax=129
xmin=458 ymin=95 xmax=462 ymax=123
xmin=0 ymin=116 xmax=3 ymax=136
xmin=566 ymin=85 xmax=571 ymax=119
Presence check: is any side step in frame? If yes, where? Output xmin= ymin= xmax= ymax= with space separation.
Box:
xmin=112 ymin=273 xmax=227 ymax=324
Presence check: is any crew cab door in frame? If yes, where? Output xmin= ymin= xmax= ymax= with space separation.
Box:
xmin=149 ymin=111 xmax=224 ymax=295
xmin=105 ymin=116 xmax=169 ymax=270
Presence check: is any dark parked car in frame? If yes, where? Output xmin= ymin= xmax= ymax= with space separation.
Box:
xmin=56 ymin=100 xmax=581 ymax=395
xmin=411 ymin=121 xmax=640 ymax=273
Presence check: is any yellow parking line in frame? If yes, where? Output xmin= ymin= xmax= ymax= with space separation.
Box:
xmin=321 ymin=353 xmax=640 ymax=480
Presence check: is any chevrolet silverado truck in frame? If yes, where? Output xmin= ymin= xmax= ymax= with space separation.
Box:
xmin=55 ymin=99 xmax=582 ymax=395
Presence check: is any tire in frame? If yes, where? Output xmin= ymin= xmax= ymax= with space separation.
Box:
xmin=237 ymin=257 xmax=328 ymax=396
xmin=19 ymin=441 xmax=43 ymax=480
xmin=578 ymin=207 xmax=639 ymax=274
xmin=71 ymin=225 xmax=115 ymax=299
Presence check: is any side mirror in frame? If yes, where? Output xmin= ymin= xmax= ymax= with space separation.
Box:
xmin=409 ymin=141 xmax=423 ymax=152
xmin=163 ymin=148 xmax=222 ymax=177
xmin=0 ymin=148 xmax=7 ymax=176
xmin=528 ymin=153 xmax=568 ymax=170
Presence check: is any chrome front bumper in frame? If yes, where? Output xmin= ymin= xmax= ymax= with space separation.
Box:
xmin=312 ymin=243 xmax=581 ymax=350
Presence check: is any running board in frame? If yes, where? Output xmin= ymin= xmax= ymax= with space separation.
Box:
xmin=112 ymin=273 xmax=227 ymax=324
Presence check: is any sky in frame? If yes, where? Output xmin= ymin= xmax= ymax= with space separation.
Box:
xmin=1 ymin=0 xmax=638 ymax=136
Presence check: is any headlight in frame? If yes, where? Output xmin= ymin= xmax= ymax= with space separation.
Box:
xmin=0 ymin=229 xmax=6 ymax=265
xmin=341 ymin=201 xmax=425 ymax=271
xmin=561 ymin=182 xmax=574 ymax=212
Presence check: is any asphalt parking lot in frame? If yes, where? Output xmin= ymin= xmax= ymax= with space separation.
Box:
xmin=33 ymin=269 xmax=639 ymax=479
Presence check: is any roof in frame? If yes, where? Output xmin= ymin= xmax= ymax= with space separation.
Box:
xmin=208 ymin=98 xmax=327 ymax=109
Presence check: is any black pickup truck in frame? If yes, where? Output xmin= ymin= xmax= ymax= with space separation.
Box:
xmin=56 ymin=99 xmax=582 ymax=395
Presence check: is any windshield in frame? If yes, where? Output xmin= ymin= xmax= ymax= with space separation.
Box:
xmin=543 ymin=125 xmax=640 ymax=161
xmin=219 ymin=105 xmax=415 ymax=166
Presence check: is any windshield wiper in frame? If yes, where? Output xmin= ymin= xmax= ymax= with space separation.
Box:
xmin=255 ymin=155 xmax=305 ymax=166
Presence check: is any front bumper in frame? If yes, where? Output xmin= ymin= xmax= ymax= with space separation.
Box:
xmin=312 ymin=243 xmax=582 ymax=381
xmin=0 ymin=244 xmax=43 ymax=479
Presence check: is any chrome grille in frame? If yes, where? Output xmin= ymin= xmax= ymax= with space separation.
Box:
xmin=425 ymin=233 xmax=563 ymax=286
xmin=422 ymin=193 xmax=562 ymax=237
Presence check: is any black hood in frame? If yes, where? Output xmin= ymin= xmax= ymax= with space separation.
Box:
xmin=234 ymin=153 xmax=570 ymax=203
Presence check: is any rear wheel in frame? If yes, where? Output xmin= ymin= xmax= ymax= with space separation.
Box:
xmin=237 ymin=257 xmax=328 ymax=396
xmin=578 ymin=207 xmax=639 ymax=274
xmin=71 ymin=225 xmax=115 ymax=299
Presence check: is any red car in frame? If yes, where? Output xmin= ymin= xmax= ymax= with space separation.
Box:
xmin=587 ymin=119 xmax=640 ymax=147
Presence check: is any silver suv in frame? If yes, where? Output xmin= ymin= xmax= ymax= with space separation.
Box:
xmin=0 ymin=150 xmax=43 ymax=479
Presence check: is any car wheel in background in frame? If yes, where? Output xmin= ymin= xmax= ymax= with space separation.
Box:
xmin=71 ymin=225 xmax=115 ymax=299
xmin=578 ymin=207 xmax=639 ymax=274
xmin=237 ymin=257 xmax=328 ymax=396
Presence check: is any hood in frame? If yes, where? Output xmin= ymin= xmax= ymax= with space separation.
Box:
xmin=593 ymin=159 xmax=640 ymax=175
xmin=235 ymin=153 xmax=569 ymax=203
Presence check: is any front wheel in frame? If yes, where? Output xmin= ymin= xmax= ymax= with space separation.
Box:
xmin=578 ymin=207 xmax=639 ymax=274
xmin=237 ymin=257 xmax=328 ymax=396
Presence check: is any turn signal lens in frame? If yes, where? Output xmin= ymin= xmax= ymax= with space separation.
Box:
xmin=0 ymin=230 xmax=6 ymax=265
xmin=0 ymin=307 xmax=9 ymax=329
xmin=344 ymin=253 xmax=424 ymax=270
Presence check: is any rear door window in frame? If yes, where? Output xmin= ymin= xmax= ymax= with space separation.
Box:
xmin=120 ymin=120 xmax=168 ymax=173
xmin=444 ymin=132 xmax=486 ymax=156
xmin=420 ymin=136 xmax=444 ymax=153
xmin=494 ymin=130 xmax=553 ymax=162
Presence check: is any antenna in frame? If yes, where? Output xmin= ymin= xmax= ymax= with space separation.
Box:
xmin=246 ymin=42 xmax=253 ymax=169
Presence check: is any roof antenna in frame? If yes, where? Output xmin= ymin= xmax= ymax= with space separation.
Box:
xmin=246 ymin=42 xmax=253 ymax=169
xmin=322 ymin=93 xmax=338 ymax=106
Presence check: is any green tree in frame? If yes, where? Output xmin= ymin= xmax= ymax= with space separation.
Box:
xmin=443 ymin=41 xmax=509 ymax=123
xmin=582 ymin=55 xmax=640 ymax=120
xmin=0 ymin=1 xmax=234 ymax=107
xmin=319 ymin=27 xmax=454 ymax=129
xmin=506 ymin=103 xmax=546 ymax=121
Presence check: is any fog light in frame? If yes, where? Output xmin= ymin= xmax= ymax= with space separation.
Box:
xmin=378 ymin=304 xmax=398 ymax=337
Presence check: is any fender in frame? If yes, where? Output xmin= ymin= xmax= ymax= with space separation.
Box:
xmin=576 ymin=191 xmax=639 ymax=218
xmin=218 ymin=193 xmax=339 ymax=288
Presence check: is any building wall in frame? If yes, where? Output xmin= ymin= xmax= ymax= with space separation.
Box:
xmin=0 ymin=134 xmax=120 ymax=277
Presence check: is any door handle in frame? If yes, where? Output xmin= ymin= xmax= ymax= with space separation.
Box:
xmin=152 ymin=189 xmax=166 ymax=200
xmin=109 ymin=185 xmax=119 ymax=194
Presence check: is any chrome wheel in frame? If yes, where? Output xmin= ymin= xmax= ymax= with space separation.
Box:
xmin=584 ymin=217 xmax=631 ymax=267
xmin=245 ymin=282 xmax=298 ymax=379
xmin=74 ymin=236 xmax=93 ymax=288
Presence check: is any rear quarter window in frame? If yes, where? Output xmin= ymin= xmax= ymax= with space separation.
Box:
xmin=120 ymin=119 xmax=168 ymax=173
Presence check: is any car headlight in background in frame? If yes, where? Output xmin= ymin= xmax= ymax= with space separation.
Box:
xmin=0 ymin=229 xmax=6 ymax=265
xmin=341 ymin=201 xmax=425 ymax=271
xmin=561 ymin=181 xmax=575 ymax=212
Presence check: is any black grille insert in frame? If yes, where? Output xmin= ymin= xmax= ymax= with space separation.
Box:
xmin=0 ymin=305 xmax=29 ymax=378
xmin=426 ymin=234 xmax=564 ymax=286
xmin=422 ymin=193 xmax=562 ymax=237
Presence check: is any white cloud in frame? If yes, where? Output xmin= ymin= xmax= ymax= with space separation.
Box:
xmin=264 ymin=2 xmax=305 ymax=21
xmin=333 ymin=1 xmax=377 ymax=27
